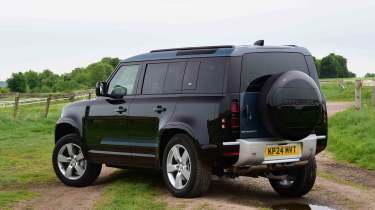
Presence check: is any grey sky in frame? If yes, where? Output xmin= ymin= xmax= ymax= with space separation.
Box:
xmin=0 ymin=0 xmax=374 ymax=80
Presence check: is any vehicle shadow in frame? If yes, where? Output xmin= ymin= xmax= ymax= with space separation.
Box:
xmin=95 ymin=168 xmax=331 ymax=209
xmin=92 ymin=167 xmax=165 ymax=188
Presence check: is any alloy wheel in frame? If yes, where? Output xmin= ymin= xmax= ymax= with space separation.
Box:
xmin=166 ymin=144 xmax=191 ymax=190
xmin=57 ymin=143 xmax=87 ymax=180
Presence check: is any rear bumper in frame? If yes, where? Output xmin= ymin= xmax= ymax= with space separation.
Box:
xmin=223 ymin=134 xmax=325 ymax=167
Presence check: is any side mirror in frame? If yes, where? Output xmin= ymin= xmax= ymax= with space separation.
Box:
xmin=95 ymin=81 xmax=107 ymax=96
xmin=111 ymin=85 xmax=127 ymax=99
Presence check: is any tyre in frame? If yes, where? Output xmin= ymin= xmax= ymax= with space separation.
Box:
xmin=52 ymin=133 xmax=102 ymax=187
xmin=269 ymin=157 xmax=317 ymax=197
xmin=162 ymin=133 xmax=211 ymax=198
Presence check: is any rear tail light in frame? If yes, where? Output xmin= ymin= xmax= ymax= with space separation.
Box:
xmin=221 ymin=97 xmax=240 ymax=143
xmin=230 ymin=99 xmax=240 ymax=113
xmin=222 ymin=145 xmax=240 ymax=157
xmin=230 ymin=99 xmax=240 ymax=129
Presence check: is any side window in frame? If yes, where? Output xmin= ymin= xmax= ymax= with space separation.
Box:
xmin=142 ymin=63 xmax=168 ymax=94
xmin=305 ymin=56 xmax=320 ymax=87
xmin=107 ymin=65 xmax=140 ymax=95
xmin=183 ymin=61 xmax=200 ymax=90
xmin=164 ymin=62 xmax=186 ymax=93
xmin=196 ymin=58 xmax=226 ymax=93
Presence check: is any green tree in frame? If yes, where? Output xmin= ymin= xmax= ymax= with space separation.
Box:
xmin=86 ymin=62 xmax=113 ymax=86
xmin=24 ymin=70 xmax=41 ymax=91
xmin=4 ymin=57 xmax=119 ymax=93
xmin=6 ymin=72 xmax=27 ymax=92
xmin=320 ymin=54 xmax=337 ymax=78
xmin=39 ymin=69 xmax=59 ymax=91
xmin=365 ymin=73 xmax=375 ymax=77
xmin=319 ymin=53 xmax=356 ymax=78
xmin=101 ymin=57 xmax=120 ymax=68
xmin=313 ymin=56 xmax=321 ymax=77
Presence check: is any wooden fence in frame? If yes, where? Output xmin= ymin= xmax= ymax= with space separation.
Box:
xmin=355 ymin=80 xmax=375 ymax=110
xmin=0 ymin=90 xmax=94 ymax=118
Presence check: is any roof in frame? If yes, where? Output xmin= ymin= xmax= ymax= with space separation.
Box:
xmin=121 ymin=45 xmax=311 ymax=63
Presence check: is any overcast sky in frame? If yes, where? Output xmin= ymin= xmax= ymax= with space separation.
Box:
xmin=0 ymin=0 xmax=374 ymax=80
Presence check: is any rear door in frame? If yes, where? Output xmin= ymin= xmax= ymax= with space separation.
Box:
xmin=240 ymin=52 xmax=310 ymax=139
xmin=127 ymin=61 xmax=186 ymax=167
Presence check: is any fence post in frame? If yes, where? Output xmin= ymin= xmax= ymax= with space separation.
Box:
xmin=88 ymin=92 xmax=92 ymax=100
xmin=69 ymin=93 xmax=75 ymax=102
xmin=355 ymin=80 xmax=362 ymax=110
xmin=13 ymin=92 xmax=20 ymax=119
xmin=44 ymin=95 xmax=51 ymax=118
xmin=338 ymin=79 xmax=345 ymax=89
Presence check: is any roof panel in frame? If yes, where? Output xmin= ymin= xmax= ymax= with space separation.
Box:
xmin=122 ymin=45 xmax=311 ymax=63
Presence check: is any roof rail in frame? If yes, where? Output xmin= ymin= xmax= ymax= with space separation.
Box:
xmin=150 ymin=45 xmax=234 ymax=53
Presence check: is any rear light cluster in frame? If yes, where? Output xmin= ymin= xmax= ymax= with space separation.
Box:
xmin=220 ymin=99 xmax=241 ymax=130
xmin=221 ymin=99 xmax=241 ymax=159
xmin=230 ymin=99 xmax=240 ymax=129
xmin=222 ymin=145 xmax=240 ymax=156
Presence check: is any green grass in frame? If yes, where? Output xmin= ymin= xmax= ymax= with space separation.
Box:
xmin=0 ymin=102 xmax=167 ymax=209
xmin=96 ymin=170 xmax=166 ymax=210
xmin=0 ymin=102 xmax=64 ymax=209
xmin=320 ymin=81 xmax=373 ymax=102
xmin=327 ymin=104 xmax=375 ymax=170
xmin=0 ymin=191 xmax=35 ymax=210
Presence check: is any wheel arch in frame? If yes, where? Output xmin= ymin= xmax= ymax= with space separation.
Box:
xmin=159 ymin=126 xmax=198 ymax=167
xmin=55 ymin=122 xmax=81 ymax=143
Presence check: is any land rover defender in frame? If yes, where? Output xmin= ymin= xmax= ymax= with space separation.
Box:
xmin=53 ymin=41 xmax=327 ymax=198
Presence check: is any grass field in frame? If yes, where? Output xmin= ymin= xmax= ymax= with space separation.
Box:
xmin=0 ymin=83 xmax=374 ymax=208
xmin=0 ymin=102 xmax=166 ymax=210
xmin=327 ymin=104 xmax=375 ymax=170
xmin=320 ymin=81 xmax=373 ymax=102
xmin=95 ymin=170 xmax=166 ymax=210
xmin=0 ymin=103 xmax=63 ymax=208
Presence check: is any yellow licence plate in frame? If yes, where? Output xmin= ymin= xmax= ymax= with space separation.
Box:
xmin=264 ymin=144 xmax=301 ymax=157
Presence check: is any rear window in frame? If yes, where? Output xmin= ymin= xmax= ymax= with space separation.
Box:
xmin=241 ymin=52 xmax=310 ymax=91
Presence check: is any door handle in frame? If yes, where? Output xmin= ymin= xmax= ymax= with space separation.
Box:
xmin=154 ymin=105 xmax=166 ymax=114
xmin=115 ymin=106 xmax=127 ymax=114
xmin=246 ymin=105 xmax=252 ymax=120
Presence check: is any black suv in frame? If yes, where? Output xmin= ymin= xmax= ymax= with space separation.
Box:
xmin=52 ymin=41 xmax=327 ymax=198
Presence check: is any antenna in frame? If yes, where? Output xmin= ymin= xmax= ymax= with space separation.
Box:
xmin=253 ymin=40 xmax=264 ymax=46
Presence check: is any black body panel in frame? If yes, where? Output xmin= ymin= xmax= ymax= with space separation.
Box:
xmin=55 ymin=46 xmax=328 ymax=170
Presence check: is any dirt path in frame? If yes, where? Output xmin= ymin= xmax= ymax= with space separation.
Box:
xmin=14 ymin=101 xmax=375 ymax=210
xmin=163 ymin=151 xmax=375 ymax=210
xmin=326 ymin=101 xmax=353 ymax=117
xmin=13 ymin=167 xmax=119 ymax=210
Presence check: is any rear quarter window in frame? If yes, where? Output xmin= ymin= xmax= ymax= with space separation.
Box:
xmin=183 ymin=58 xmax=226 ymax=94
xmin=241 ymin=52 xmax=310 ymax=91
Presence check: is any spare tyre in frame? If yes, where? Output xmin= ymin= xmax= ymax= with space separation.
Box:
xmin=258 ymin=70 xmax=323 ymax=140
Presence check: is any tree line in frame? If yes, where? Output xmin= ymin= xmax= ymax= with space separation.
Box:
xmin=313 ymin=53 xmax=356 ymax=78
xmin=5 ymin=57 xmax=120 ymax=93
xmin=1 ymin=53 xmax=372 ymax=93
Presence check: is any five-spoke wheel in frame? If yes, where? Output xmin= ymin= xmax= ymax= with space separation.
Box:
xmin=57 ymin=143 xmax=87 ymax=180
xmin=166 ymin=144 xmax=191 ymax=190
xmin=52 ymin=134 xmax=102 ymax=187
xmin=162 ymin=133 xmax=211 ymax=198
